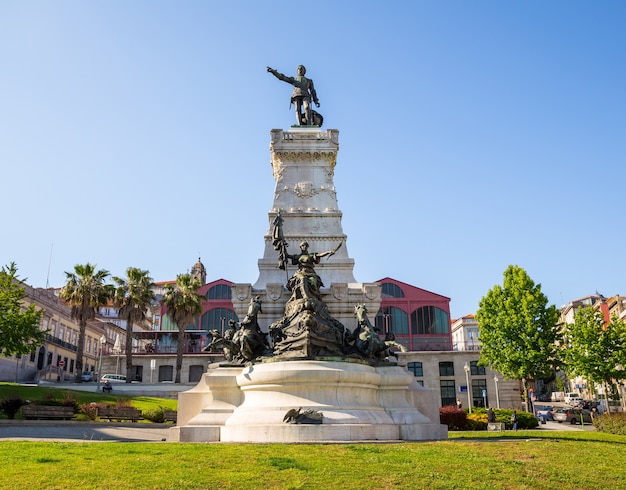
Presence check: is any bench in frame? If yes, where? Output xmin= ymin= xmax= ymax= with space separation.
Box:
xmin=488 ymin=422 xmax=505 ymax=432
xmin=97 ymin=406 xmax=143 ymax=422
xmin=22 ymin=405 xmax=75 ymax=420
xmin=163 ymin=411 xmax=177 ymax=424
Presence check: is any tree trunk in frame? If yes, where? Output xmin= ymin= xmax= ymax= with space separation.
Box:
xmin=521 ymin=378 xmax=531 ymax=412
xmin=175 ymin=329 xmax=184 ymax=383
xmin=125 ymin=320 xmax=134 ymax=383
xmin=603 ymin=380 xmax=612 ymax=415
xmin=74 ymin=320 xmax=86 ymax=382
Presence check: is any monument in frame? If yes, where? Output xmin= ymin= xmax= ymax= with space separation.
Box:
xmin=170 ymin=66 xmax=447 ymax=442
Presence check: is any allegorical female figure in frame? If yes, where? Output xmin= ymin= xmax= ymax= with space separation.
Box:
xmin=286 ymin=241 xmax=340 ymax=301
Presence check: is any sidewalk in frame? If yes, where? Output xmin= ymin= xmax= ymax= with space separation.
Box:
xmin=39 ymin=380 xmax=194 ymax=399
xmin=0 ymin=420 xmax=172 ymax=442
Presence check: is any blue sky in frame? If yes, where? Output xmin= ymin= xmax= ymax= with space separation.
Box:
xmin=1 ymin=1 xmax=624 ymax=319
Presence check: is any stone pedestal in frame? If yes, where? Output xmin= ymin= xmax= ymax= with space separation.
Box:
xmin=234 ymin=128 xmax=381 ymax=330
xmin=171 ymin=360 xmax=447 ymax=442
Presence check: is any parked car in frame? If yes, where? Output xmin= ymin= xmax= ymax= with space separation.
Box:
xmin=564 ymin=393 xmax=584 ymax=405
xmin=535 ymin=405 xmax=554 ymax=421
xmin=81 ymin=371 xmax=94 ymax=382
xmin=100 ymin=374 xmax=126 ymax=383
xmin=553 ymin=408 xmax=593 ymax=424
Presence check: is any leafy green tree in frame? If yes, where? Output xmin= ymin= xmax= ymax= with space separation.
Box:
xmin=162 ymin=273 xmax=204 ymax=383
xmin=113 ymin=267 xmax=156 ymax=383
xmin=59 ymin=263 xmax=112 ymax=382
xmin=563 ymin=306 xmax=626 ymax=413
xmin=0 ymin=262 xmax=45 ymax=355
xmin=476 ymin=265 xmax=561 ymax=411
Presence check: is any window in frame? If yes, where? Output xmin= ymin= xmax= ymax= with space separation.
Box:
xmin=161 ymin=314 xmax=198 ymax=331
xmin=381 ymin=282 xmax=405 ymax=298
xmin=407 ymin=362 xmax=423 ymax=377
xmin=411 ymin=306 xmax=450 ymax=335
xmin=470 ymin=361 xmax=485 ymax=376
xmin=207 ymin=284 xmax=232 ymax=300
xmin=440 ymin=380 xmax=456 ymax=406
xmin=439 ymin=361 xmax=454 ymax=376
xmin=472 ymin=379 xmax=488 ymax=408
xmin=200 ymin=308 xmax=239 ymax=334
xmin=375 ymin=306 xmax=409 ymax=335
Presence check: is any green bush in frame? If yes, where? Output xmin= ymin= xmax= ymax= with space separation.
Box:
xmin=142 ymin=406 xmax=165 ymax=423
xmin=593 ymin=413 xmax=626 ymax=435
xmin=33 ymin=391 xmax=79 ymax=410
xmin=0 ymin=397 xmax=27 ymax=419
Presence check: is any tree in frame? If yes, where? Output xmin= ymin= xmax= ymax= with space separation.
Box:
xmin=563 ymin=306 xmax=626 ymax=414
xmin=59 ymin=263 xmax=112 ymax=382
xmin=161 ymin=273 xmax=204 ymax=383
xmin=0 ymin=262 xmax=45 ymax=356
xmin=113 ymin=267 xmax=156 ymax=383
xmin=475 ymin=265 xmax=561 ymax=411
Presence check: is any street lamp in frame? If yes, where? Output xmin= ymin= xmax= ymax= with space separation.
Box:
xmin=96 ymin=335 xmax=106 ymax=393
xmin=464 ymin=362 xmax=472 ymax=413
xmin=494 ymin=375 xmax=500 ymax=409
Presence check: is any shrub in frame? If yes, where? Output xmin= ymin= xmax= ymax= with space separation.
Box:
xmin=593 ymin=413 xmax=626 ymax=435
xmin=32 ymin=391 xmax=78 ymax=410
xmin=114 ymin=399 xmax=132 ymax=408
xmin=465 ymin=413 xmax=488 ymax=431
xmin=0 ymin=398 xmax=27 ymax=419
xmin=80 ymin=402 xmax=109 ymax=421
xmin=439 ymin=405 xmax=467 ymax=430
xmin=142 ymin=406 xmax=165 ymax=423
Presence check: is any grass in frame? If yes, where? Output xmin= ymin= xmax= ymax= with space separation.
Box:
xmin=0 ymin=432 xmax=624 ymax=489
xmin=0 ymin=382 xmax=177 ymax=419
xmin=2 ymin=384 xmax=625 ymax=488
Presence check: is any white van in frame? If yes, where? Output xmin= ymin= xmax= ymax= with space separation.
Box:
xmin=100 ymin=374 xmax=126 ymax=383
xmin=564 ymin=392 xmax=583 ymax=405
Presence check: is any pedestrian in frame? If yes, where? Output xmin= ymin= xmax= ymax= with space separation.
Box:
xmin=511 ymin=410 xmax=518 ymax=430
xmin=488 ymin=407 xmax=496 ymax=423
xmin=456 ymin=399 xmax=462 ymax=409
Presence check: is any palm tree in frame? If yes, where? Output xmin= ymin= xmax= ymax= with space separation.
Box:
xmin=162 ymin=273 xmax=204 ymax=383
xmin=59 ymin=263 xmax=112 ymax=382
xmin=112 ymin=267 xmax=156 ymax=383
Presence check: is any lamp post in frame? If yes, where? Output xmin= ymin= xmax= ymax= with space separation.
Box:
xmin=464 ymin=362 xmax=472 ymax=413
xmin=96 ymin=335 xmax=106 ymax=392
xmin=494 ymin=375 xmax=500 ymax=409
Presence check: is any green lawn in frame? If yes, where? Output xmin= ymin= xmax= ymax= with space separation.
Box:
xmin=0 ymin=432 xmax=625 ymax=489
xmin=2 ymin=384 xmax=625 ymax=489
xmin=0 ymin=383 xmax=177 ymax=419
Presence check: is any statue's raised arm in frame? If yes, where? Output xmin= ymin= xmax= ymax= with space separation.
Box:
xmin=267 ymin=64 xmax=322 ymax=126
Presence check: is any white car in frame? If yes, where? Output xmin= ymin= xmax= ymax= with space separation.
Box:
xmin=100 ymin=374 xmax=127 ymax=383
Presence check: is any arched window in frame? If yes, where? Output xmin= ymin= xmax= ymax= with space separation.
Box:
xmin=200 ymin=308 xmax=239 ymax=334
xmin=411 ymin=306 xmax=450 ymax=335
xmin=375 ymin=306 xmax=409 ymax=335
xmin=381 ymin=282 xmax=405 ymax=298
xmin=207 ymin=284 xmax=232 ymax=300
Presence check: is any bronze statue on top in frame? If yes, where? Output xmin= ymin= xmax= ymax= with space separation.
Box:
xmin=267 ymin=65 xmax=323 ymax=126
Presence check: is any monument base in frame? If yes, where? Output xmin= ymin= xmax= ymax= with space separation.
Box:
xmin=171 ymin=360 xmax=447 ymax=442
